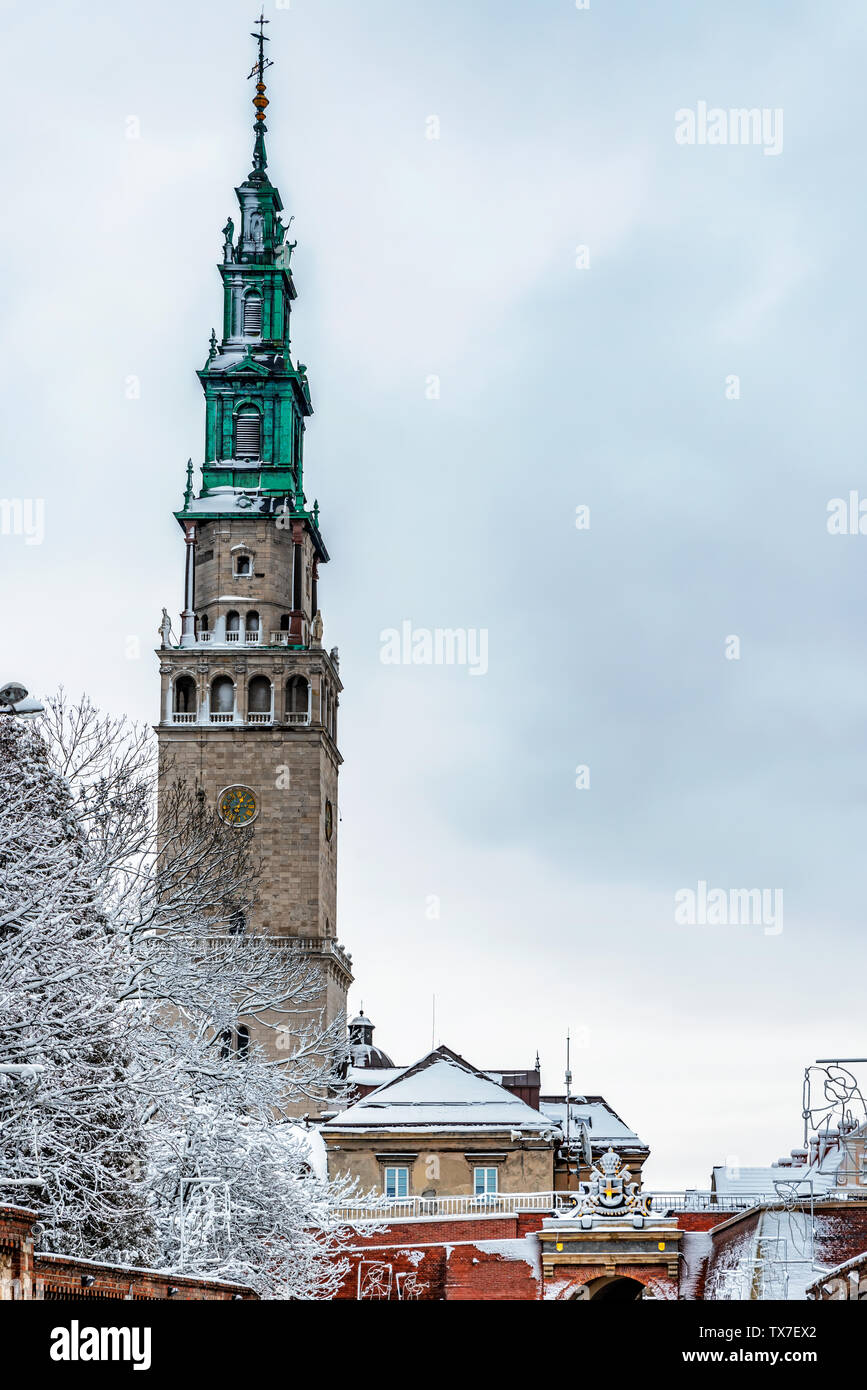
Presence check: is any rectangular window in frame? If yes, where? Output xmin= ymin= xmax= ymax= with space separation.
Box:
xmin=474 ymin=1167 xmax=498 ymax=1196
xmin=384 ymin=1166 xmax=409 ymax=1199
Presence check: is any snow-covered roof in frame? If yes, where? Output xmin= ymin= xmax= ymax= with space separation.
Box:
xmin=326 ymin=1049 xmax=559 ymax=1134
xmin=712 ymin=1147 xmax=843 ymax=1199
xmin=346 ymin=1065 xmax=406 ymax=1088
xmin=181 ymin=489 xmax=280 ymax=518
xmin=539 ymin=1098 xmax=645 ymax=1146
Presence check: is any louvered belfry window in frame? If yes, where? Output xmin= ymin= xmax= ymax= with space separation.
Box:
xmin=234 ymin=406 xmax=261 ymax=459
xmin=243 ymin=292 xmax=262 ymax=336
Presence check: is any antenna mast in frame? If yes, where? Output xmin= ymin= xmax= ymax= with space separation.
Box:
xmin=565 ymin=1029 xmax=572 ymax=1150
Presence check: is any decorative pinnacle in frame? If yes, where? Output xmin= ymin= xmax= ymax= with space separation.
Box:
xmin=183 ymin=458 xmax=193 ymax=509
xmin=247 ymin=12 xmax=273 ymax=179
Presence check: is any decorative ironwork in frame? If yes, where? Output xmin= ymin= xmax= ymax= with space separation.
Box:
xmin=802 ymin=1059 xmax=867 ymax=1146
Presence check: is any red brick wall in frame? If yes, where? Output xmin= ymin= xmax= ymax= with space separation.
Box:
xmin=347 ymin=1216 xmax=523 ymax=1248
xmin=813 ymin=1206 xmax=867 ymax=1267
xmin=336 ymin=1215 xmax=546 ymax=1300
xmin=0 ymin=1205 xmax=256 ymax=1301
xmin=34 ymin=1254 xmax=255 ymax=1301
xmin=677 ymin=1210 xmax=737 ymax=1232
xmin=445 ymin=1243 xmax=539 ymax=1301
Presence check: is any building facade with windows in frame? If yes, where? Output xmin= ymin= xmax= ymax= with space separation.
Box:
xmin=323 ymin=1046 xmax=560 ymax=1199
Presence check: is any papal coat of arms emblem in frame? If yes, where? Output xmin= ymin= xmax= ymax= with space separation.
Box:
xmin=568 ymin=1147 xmax=651 ymax=1218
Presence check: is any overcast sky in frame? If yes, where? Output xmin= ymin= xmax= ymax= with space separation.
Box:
xmin=2 ymin=0 xmax=866 ymax=1187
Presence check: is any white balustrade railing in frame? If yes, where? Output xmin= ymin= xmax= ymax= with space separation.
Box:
xmin=335 ymin=1192 xmax=559 ymax=1222
xmin=168 ymin=709 xmax=310 ymax=727
xmin=189 ymin=629 xmax=284 ymax=647
xmin=334 ymin=1189 xmax=778 ymax=1224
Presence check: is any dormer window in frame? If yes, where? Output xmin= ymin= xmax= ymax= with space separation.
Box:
xmin=234 ymin=406 xmax=261 ymax=460
xmin=243 ymin=291 xmax=262 ymax=337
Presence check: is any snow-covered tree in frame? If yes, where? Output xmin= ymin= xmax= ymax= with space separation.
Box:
xmin=0 ymin=714 xmax=153 ymax=1262
xmin=29 ymin=692 xmax=369 ymax=1297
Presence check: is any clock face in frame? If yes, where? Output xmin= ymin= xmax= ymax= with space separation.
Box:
xmin=325 ymin=799 xmax=333 ymax=841
xmin=218 ymin=785 xmax=259 ymax=826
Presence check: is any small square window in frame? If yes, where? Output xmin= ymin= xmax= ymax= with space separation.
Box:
xmin=474 ymin=1166 xmax=498 ymax=1196
xmin=384 ymin=1166 xmax=409 ymax=1199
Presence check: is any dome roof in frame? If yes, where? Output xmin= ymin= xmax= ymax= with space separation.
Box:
xmin=350 ymin=1042 xmax=395 ymax=1069
xmin=348 ymin=1009 xmax=394 ymax=1068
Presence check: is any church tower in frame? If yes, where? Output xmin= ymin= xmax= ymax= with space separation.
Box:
xmin=156 ymin=26 xmax=352 ymax=1064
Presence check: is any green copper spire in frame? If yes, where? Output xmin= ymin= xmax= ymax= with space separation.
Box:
xmin=177 ymin=20 xmax=323 ymax=549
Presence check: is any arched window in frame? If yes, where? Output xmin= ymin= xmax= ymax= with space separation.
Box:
xmin=226 ymin=611 xmax=241 ymax=642
xmin=245 ymin=610 xmax=260 ymax=633
xmin=228 ymin=908 xmax=246 ymax=936
xmin=279 ymin=613 xmax=291 ymax=630
xmin=234 ymin=406 xmax=261 ymax=460
xmin=236 ymin=1025 xmax=250 ymax=1058
xmin=199 ymin=613 xmax=209 ymax=632
xmin=243 ymin=292 xmax=262 ymax=337
xmin=211 ymin=675 xmax=235 ymax=714
xmin=173 ymin=675 xmax=196 ymax=713
xmin=286 ymin=675 xmax=309 ymax=721
xmin=248 ymin=675 xmax=271 ymax=713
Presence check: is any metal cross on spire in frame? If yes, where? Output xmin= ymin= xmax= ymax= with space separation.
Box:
xmin=248 ymin=10 xmax=273 ymax=111
xmin=247 ymin=11 xmax=273 ymax=177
